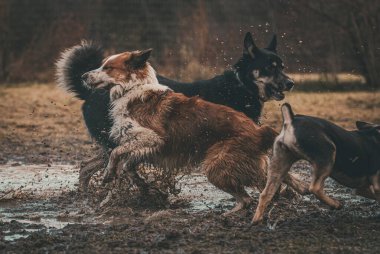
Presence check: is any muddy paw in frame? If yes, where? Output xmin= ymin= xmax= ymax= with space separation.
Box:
xmin=251 ymin=219 xmax=264 ymax=226
xmin=334 ymin=201 xmax=343 ymax=210
xmin=251 ymin=214 xmax=264 ymax=225
xmin=329 ymin=200 xmax=343 ymax=210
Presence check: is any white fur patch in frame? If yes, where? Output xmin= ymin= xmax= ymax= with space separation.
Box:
xmin=109 ymin=64 xmax=169 ymax=101
xmin=85 ymin=66 xmax=116 ymax=88
xmin=107 ymin=64 xmax=170 ymax=161
xmin=276 ymin=123 xmax=297 ymax=148
xmin=110 ymin=116 xmax=163 ymax=158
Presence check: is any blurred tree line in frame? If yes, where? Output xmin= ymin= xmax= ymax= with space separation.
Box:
xmin=0 ymin=0 xmax=379 ymax=88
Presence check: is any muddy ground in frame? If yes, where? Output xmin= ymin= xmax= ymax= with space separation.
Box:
xmin=0 ymin=84 xmax=379 ymax=253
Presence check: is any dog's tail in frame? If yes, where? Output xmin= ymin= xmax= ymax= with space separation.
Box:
xmin=281 ymin=103 xmax=294 ymax=124
xmin=55 ymin=41 xmax=104 ymax=100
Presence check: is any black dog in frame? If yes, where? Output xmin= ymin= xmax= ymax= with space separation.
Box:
xmin=252 ymin=103 xmax=380 ymax=223
xmin=56 ymin=32 xmax=294 ymax=189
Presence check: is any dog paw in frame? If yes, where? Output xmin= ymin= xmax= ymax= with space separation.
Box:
xmin=251 ymin=217 xmax=264 ymax=226
xmin=329 ymin=200 xmax=343 ymax=210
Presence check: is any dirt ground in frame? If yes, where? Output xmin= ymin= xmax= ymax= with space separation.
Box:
xmin=0 ymin=84 xmax=379 ymax=253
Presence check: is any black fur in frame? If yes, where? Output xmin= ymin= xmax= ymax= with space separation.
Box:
xmin=56 ymin=33 xmax=293 ymax=150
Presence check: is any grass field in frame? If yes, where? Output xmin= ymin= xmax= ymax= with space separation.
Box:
xmin=0 ymin=83 xmax=379 ymax=164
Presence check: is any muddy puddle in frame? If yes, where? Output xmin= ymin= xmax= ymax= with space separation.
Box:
xmin=0 ymin=161 xmax=379 ymax=245
xmin=0 ymin=162 xmax=238 ymax=241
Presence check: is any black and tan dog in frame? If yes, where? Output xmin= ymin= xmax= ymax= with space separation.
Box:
xmin=252 ymin=103 xmax=380 ymax=223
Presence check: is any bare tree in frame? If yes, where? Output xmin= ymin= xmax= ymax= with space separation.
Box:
xmin=294 ymin=0 xmax=380 ymax=88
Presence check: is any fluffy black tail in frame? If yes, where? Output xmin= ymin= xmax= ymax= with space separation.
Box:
xmin=55 ymin=41 xmax=104 ymax=100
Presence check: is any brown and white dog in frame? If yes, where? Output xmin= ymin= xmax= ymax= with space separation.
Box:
xmin=81 ymin=49 xmax=307 ymax=214
xmin=252 ymin=103 xmax=380 ymax=223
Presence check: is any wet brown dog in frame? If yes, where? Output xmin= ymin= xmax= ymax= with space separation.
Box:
xmin=253 ymin=103 xmax=380 ymax=223
xmin=81 ymin=49 xmax=307 ymax=214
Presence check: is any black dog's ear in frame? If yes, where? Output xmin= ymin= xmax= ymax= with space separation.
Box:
xmin=356 ymin=121 xmax=375 ymax=130
xmin=244 ymin=32 xmax=258 ymax=58
xmin=130 ymin=48 xmax=152 ymax=68
xmin=267 ymin=34 xmax=277 ymax=52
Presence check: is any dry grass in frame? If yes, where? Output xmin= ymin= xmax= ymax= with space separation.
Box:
xmin=0 ymin=83 xmax=94 ymax=163
xmin=289 ymin=73 xmax=365 ymax=84
xmin=262 ymin=91 xmax=379 ymax=131
xmin=0 ymin=83 xmax=379 ymax=164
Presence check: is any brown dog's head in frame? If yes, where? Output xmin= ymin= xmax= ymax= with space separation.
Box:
xmin=81 ymin=49 xmax=156 ymax=89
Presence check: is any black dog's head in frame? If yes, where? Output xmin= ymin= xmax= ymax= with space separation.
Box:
xmin=234 ymin=32 xmax=294 ymax=102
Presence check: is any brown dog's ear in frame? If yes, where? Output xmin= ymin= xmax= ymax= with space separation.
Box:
xmin=130 ymin=48 xmax=152 ymax=68
xmin=356 ymin=121 xmax=375 ymax=130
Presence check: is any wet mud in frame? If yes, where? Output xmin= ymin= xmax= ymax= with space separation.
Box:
xmin=0 ymin=161 xmax=379 ymax=253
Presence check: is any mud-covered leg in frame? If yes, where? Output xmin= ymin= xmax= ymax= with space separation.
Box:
xmin=102 ymin=127 xmax=163 ymax=185
xmin=222 ymin=188 xmax=253 ymax=216
xmin=79 ymin=157 xmax=105 ymax=192
xmin=252 ymin=142 xmax=297 ymax=224
xmin=103 ymin=145 xmax=129 ymax=184
xmin=206 ymin=166 xmax=253 ymax=215
xmin=79 ymin=150 xmax=109 ymax=192
xmin=203 ymin=144 xmax=255 ymax=216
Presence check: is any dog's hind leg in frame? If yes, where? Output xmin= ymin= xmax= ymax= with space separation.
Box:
xmin=203 ymin=141 xmax=262 ymax=216
xmin=309 ymin=148 xmax=342 ymax=209
xmin=252 ymin=142 xmax=297 ymax=224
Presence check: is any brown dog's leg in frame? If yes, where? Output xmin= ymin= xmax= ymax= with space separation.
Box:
xmin=206 ymin=163 xmax=253 ymax=216
xmin=102 ymin=146 xmax=130 ymax=185
xmin=203 ymin=139 xmax=277 ymax=216
xmin=222 ymin=187 xmax=253 ymax=216
xmin=252 ymin=143 xmax=297 ymax=224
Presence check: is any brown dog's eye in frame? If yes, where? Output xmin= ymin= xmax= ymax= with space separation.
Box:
xmin=103 ymin=66 xmax=113 ymax=71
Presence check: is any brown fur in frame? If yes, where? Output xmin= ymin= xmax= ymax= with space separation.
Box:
xmin=114 ymin=90 xmax=275 ymax=213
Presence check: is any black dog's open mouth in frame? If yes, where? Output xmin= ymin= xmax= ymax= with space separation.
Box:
xmin=272 ymin=90 xmax=285 ymax=100
xmin=266 ymin=86 xmax=285 ymax=101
